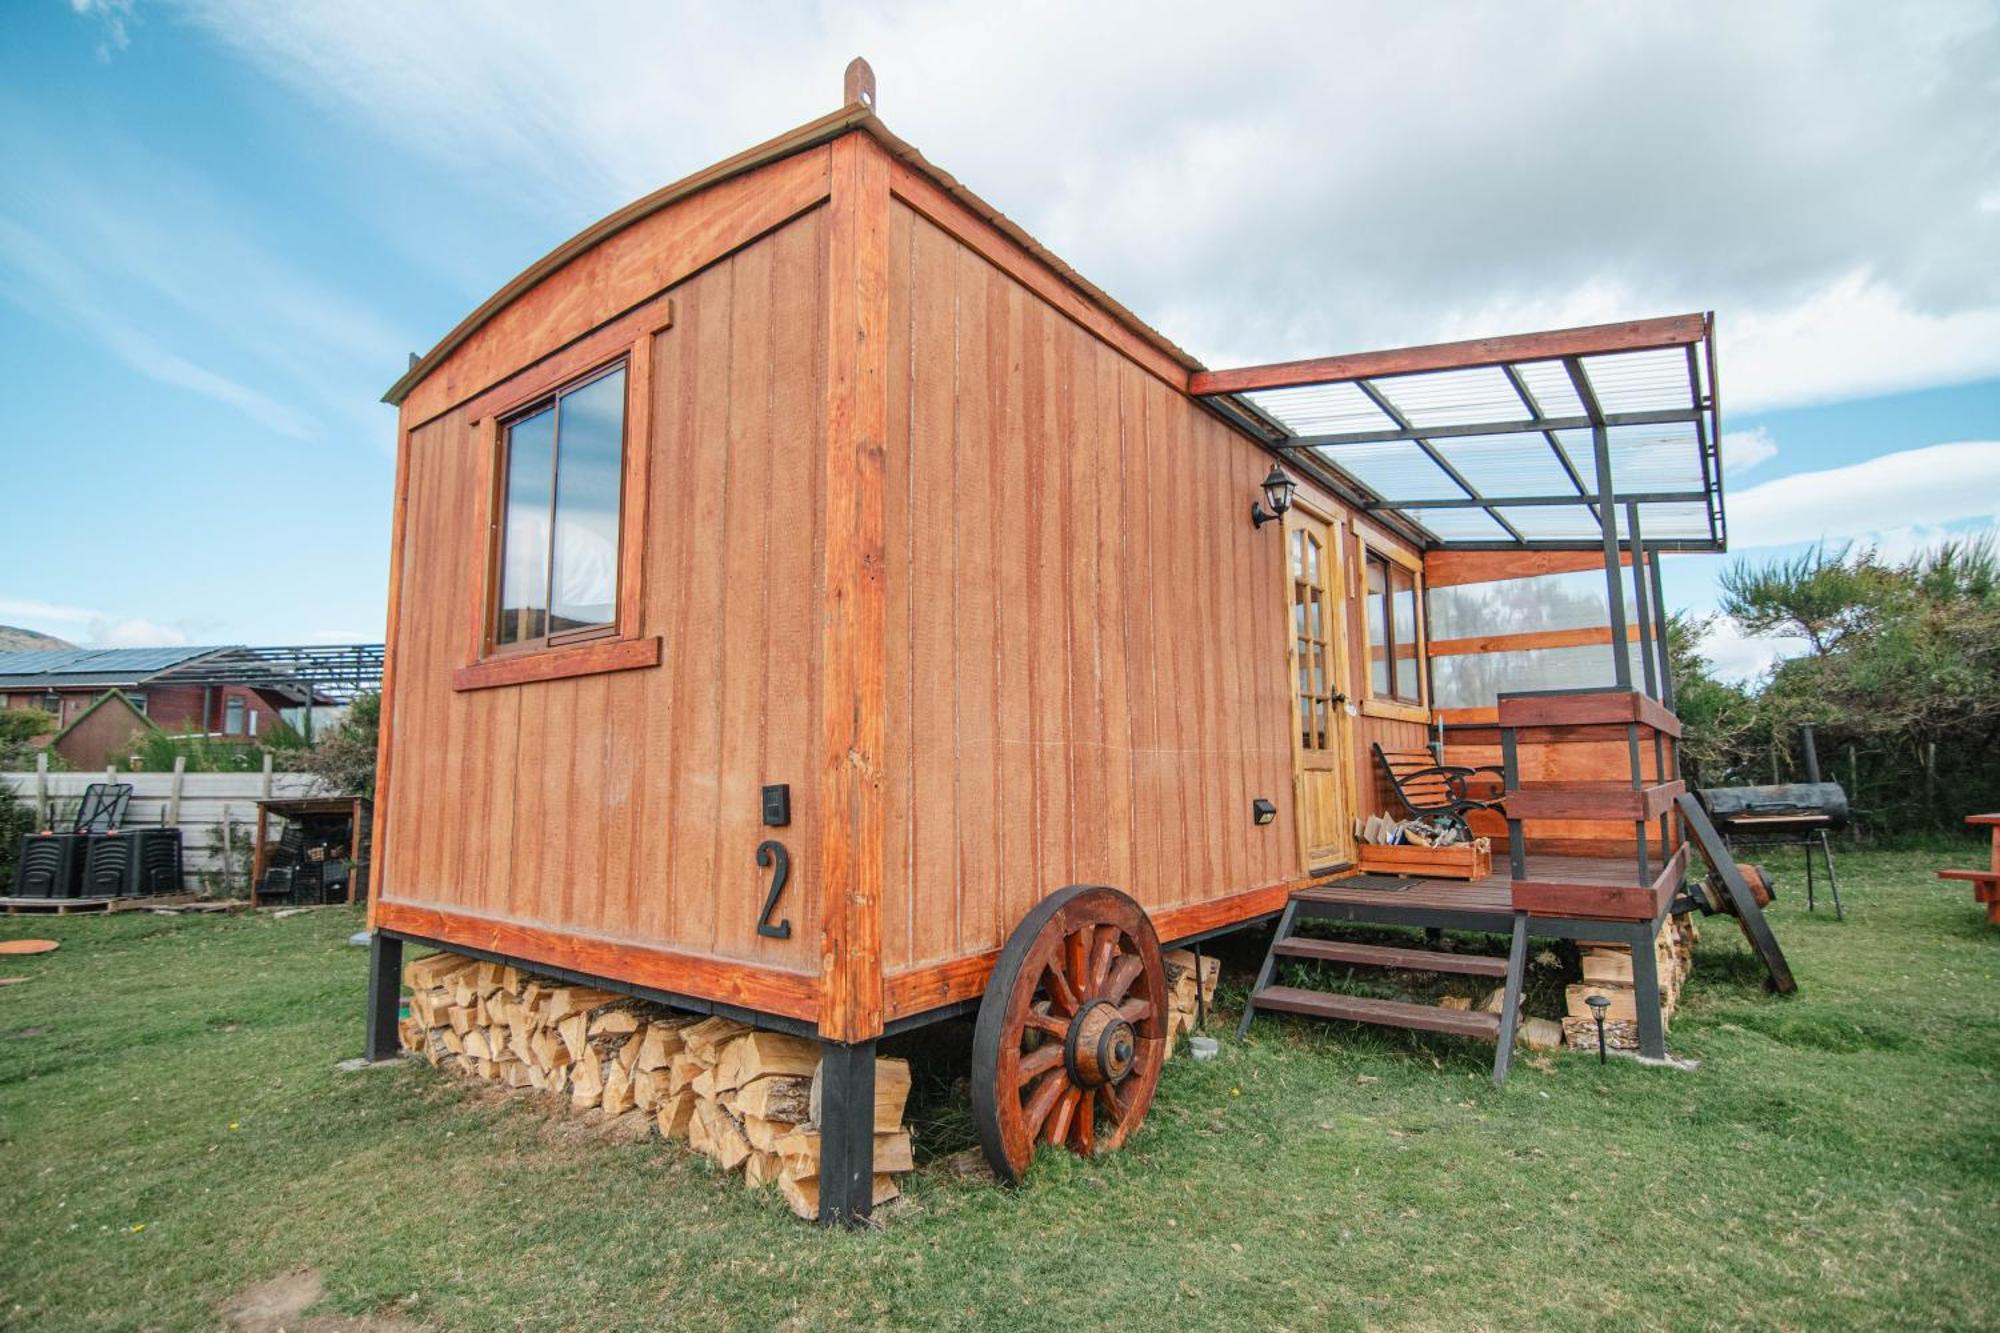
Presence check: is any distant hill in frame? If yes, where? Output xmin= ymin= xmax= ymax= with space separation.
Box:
xmin=0 ymin=625 xmax=74 ymax=651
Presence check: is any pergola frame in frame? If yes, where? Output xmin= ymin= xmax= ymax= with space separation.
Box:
xmin=1193 ymin=312 xmax=1724 ymax=696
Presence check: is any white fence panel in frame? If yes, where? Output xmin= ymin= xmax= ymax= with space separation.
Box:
xmin=2 ymin=767 xmax=328 ymax=893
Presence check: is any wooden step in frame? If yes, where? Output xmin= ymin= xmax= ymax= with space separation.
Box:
xmin=1272 ymin=937 xmax=1509 ymax=977
xmin=1251 ymin=985 xmax=1503 ymax=1040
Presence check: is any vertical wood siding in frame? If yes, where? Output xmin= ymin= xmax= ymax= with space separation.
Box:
xmin=878 ymin=203 xmax=1310 ymax=973
xmin=380 ymin=209 xmax=828 ymax=978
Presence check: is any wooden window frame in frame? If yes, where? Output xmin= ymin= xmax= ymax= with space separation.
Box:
xmin=1356 ymin=533 xmax=1429 ymax=723
xmin=487 ymin=358 xmax=630 ymax=657
xmin=452 ymin=296 xmax=672 ymax=692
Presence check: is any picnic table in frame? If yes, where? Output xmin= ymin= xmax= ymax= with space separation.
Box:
xmin=1937 ymin=814 xmax=2000 ymax=925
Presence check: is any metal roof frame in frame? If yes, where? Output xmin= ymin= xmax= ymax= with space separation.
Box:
xmin=1190 ymin=313 xmax=1725 ymax=553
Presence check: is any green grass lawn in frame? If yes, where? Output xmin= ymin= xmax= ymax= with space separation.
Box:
xmin=2 ymin=847 xmax=1996 ymax=1331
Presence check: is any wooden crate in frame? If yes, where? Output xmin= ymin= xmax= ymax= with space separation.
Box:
xmin=1355 ymin=841 xmax=1492 ymax=881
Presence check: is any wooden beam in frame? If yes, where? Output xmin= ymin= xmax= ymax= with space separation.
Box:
xmin=815 ymin=131 xmax=892 ymax=1044
xmin=1426 ymin=624 xmax=1640 ymax=658
xmin=450 ymin=636 xmax=661 ymax=692
xmin=1189 ymin=313 xmax=1710 ymax=397
xmin=1424 ymin=548 xmax=1631 ymax=588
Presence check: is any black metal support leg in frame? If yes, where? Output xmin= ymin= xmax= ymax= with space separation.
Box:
xmin=1819 ymin=830 xmax=1844 ymax=921
xmin=1630 ymin=925 xmax=1667 ymax=1060
xmin=1805 ymin=841 xmax=1817 ymax=913
xmin=816 ymin=1039 xmax=877 ymax=1226
xmin=1237 ymin=898 xmax=1300 ymax=1040
xmin=1491 ymin=912 xmax=1530 ymax=1087
xmin=365 ymin=931 xmax=403 ymax=1063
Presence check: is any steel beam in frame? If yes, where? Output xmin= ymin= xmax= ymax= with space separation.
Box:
xmin=816 ymin=1040 xmax=878 ymax=1225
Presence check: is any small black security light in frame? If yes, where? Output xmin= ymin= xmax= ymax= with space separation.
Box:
xmin=1585 ymin=992 xmax=1611 ymax=1064
xmin=1251 ymin=464 xmax=1296 ymax=528
xmin=1251 ymin=797 xmax=1277 ymax=826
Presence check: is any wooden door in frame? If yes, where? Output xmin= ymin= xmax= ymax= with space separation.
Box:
xmin=1287 ymin=512 xmax=1355 ymax=870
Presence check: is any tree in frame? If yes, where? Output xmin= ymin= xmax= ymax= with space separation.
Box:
xmin=1718 ymin=544 xmax=1893 ymax=655
xmin=0 ymin=707 xmax=57 ymax=770
xmin=1696 ymin=536 xmax=2000 ymax=833
xmin=296 ymin=692 xmax=381 ymax=797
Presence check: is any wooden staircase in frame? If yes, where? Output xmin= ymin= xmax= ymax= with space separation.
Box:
xmin=1239 ymin=887 xmax=1532 ymax=1085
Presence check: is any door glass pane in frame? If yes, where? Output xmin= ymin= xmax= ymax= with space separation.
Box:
xmin=497 ymin=404 xmax=556 ymax=645
xmin=1366 ymin=555 xmax=1390 ymax=696
xmin=549 ymin=367 xmax=626 ymax=633
xmin=1391 ymin=564 xmax=1419 ymax=701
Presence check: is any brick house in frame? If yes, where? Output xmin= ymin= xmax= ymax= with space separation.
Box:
xmin=0 ymin=647 xmax=298 ymax=741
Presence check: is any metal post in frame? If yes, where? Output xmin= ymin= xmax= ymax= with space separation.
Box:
xmin=365 ymin=932 xmax=404 ymax=1062
xmin=1490 ymin=912 xmax=1530 ymax=1087
xmin=1799 ymin=724 xmax=1822 ymax=784
xmin=1625 ymin=505 xmax=1658 ymax=699
xmin=1649 ymin=554 xmax=1675 ymax=710
xmin=1629 ymin=923 xmax=1667 ymax=1060
xmin=1593 ymin=425 xmax=1631 ymax=689
xmin=816 ymin=1040 xmax=878 ymax=1226
xmin=1501 ymin=724 xmax=1526 ymax=881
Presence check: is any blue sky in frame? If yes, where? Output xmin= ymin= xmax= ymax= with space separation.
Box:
xmin=0 ymin=2 xmax=1995 ymax=682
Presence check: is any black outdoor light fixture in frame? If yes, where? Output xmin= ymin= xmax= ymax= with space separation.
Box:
xmin=1252 ymin=797 xmax=1277 ymax=826
xmin=1585 ymin=992 xmax=1611 ymax=1064
xmin=1250 ymin=464 xmax=1296 ymax=528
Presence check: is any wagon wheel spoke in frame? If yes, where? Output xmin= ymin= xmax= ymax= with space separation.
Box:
xmin=1022 ymin=1009 xmax=1068 ymax=1038
xmin=1075 ymin=1091 xmax=1096 ymax=1156
xmin=1065 ymin=926 xmax=1092 ymax=996
xmin=1016 ymin=1042 xmax=1064 ymax=1088
xmin=1021 ymin=1069 xmax=1068 ymax=1139
xmin=1116 ymin=997 xmax=1153 ymax=1025
xmin=1042 ymin=960 xmax=1080 ymax=1016
xmin=1087 ymin=925 xmax=1119 ymax=994
xmin=1043 ymin=1085 xmax=1082 ymax=1147
xmin=1102 ymin=953 xmax=1143 ymax=1006
xmin=1098 ymin=1077 xmax=1129 ymax=1124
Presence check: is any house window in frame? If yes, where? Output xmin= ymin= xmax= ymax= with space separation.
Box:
xmin=493 ymin=361 xmax=628 ymax=650
xmin=1364 ymin=548 xmax=1423 ymax=705
xmin=224 ymin=697 xmax=245 ymax=736
xmin=42 ymin=693 xmax=60 ymax=715
xmin=126 ymin=693 xmax=147 ymax=716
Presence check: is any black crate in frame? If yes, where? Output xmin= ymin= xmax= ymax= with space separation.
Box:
xmin=11 ymin=833 xmax=86 ymax=898
xmin=81 ymin=829 xmax=185 ymax=898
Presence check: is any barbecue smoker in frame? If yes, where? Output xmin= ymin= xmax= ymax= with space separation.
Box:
xmin=1697 ymin=725 xmax=1846 ymax=919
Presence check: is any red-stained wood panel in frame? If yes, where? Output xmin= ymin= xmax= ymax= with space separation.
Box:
xmin=376 ymin=204 xmax=829 ymax=990
xmin=877 ymin=199 xmax=1330 ymax=979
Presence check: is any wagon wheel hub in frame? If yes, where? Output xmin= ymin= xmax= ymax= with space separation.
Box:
xmin=970 ymin=884 xmax=1168 ymax=1182
xmin=1065 ymin=1001 xmax=1137 ymax=1088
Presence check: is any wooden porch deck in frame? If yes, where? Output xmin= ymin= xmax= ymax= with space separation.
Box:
xmin=1294 ymin=854 xmax=1675 ymax=936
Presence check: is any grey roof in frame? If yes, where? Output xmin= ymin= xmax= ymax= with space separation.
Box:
xmin=0 ymin=645 xmax=229 ymax=690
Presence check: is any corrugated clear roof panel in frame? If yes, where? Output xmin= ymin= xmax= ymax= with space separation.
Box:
xmin=1371 ymin=365 xmax=1524 ymax=430
xmin=1310 ymin=441 xmax=1464 ymax=502
xmin=1493 ymin=503 xmax=1606 ymax=542
xmin=1581 ymin=347 xmax=1690 ymax=415
xmin=1433 ymin=432 xmax=1580 ymax=500
xmin=1244 ymin=382 xmax=1392 ymax=436
xmin=1631 ymin=500 xmax=1713 ymax=540
xmin=1414 ymin=507 xmax=1514 ymax=542
xmin=1606 ymin=423 xmax=1704 ymax=491
xmin=1511 ymin=359 xmax=1586 ymax=420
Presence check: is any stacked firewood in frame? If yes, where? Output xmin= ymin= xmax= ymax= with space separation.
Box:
xmin=1560 ymin=913 xmax=1699 ymax=1052
xmin=1162 ymin=947 xmax=1220 ymax=1054
xmin=398 ymin=950 xmax=913 ymax=1219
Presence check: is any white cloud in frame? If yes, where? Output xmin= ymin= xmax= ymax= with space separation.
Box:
xmin=1700 ymin=617 xmax=1809 ymax=685
xmin=1727 ymin=441 xmax=2000 ymax=550
xmin=0 ymin=598 xmax=99 ymax=626
xmin=86 ymin=618 xmax=191 ymax=648
xmin=1722 ymin=428 xmax=1777 ymax=477
xmin=159 ymin=2 xmax=2000 ymax=412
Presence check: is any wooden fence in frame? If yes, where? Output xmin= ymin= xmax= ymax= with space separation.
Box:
xmin=2 ymin=754 xmax=326 ymax=895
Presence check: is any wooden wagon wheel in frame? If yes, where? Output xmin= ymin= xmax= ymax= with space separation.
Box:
xmin=970 ymin=884 xmax=1168 ymax=1183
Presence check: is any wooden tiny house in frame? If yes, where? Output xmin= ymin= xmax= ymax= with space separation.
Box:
xmin=366 ymin=62 xmax=1770 ymax=1221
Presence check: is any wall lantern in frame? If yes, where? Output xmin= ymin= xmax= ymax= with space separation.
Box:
xmin=1250 ymin=464 xmax=1296 ymax=528
xmin=1251 ymin=798 xmax=1277 ymax=826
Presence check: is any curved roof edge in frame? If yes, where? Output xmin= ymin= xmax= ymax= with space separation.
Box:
xmin=384 ymin=103 xmax=1205 ymax=406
